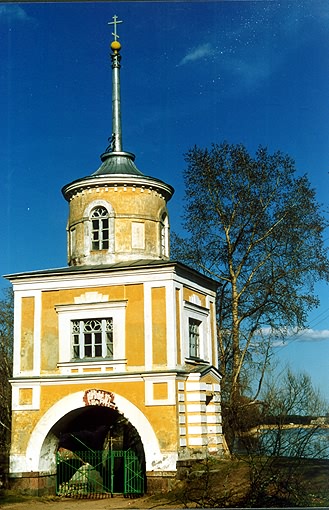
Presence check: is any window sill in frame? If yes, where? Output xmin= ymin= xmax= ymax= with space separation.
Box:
xmin=57 ymin=359 xmax=127 ymax=375
xmin=185 ymin=357 xmax=209 ymax=365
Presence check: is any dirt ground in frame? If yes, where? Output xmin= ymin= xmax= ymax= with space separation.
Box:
xmin=0 ymin=494 xmax=180 ymax=510
xmin=2 ymin=456 xmax=329 ymax=509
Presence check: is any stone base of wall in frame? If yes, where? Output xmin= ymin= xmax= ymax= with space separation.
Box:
xmin=146 ymin=471 xmax=176 ymax=493
xmin=8 ymin=471 xmax=176 ymax=496
xmin=8 ymin=472 xmax=56 ymax=497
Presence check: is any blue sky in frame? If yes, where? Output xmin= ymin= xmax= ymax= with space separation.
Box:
xmin=1 ymin=1 xmax=329 ymax=401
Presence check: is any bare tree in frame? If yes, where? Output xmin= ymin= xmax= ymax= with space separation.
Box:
xmin=0 ymin=287 xmax=13 ymax=453
xmin=239 ymin=369 xmax=329 ymax=506
xmin=172 ymin=142 xmax=329 ymax=447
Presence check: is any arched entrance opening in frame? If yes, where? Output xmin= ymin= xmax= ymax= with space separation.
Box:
xmin=25 ymin=390 xmax=165 ymax=496
xmin=52 ymin=404 xmax=145 ymax=495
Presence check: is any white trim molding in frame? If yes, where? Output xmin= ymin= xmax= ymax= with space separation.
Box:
xmin=55 ymin=300 xmax=127 ymax=369
xmin=183 ymin=300 xmax=210 ymax=362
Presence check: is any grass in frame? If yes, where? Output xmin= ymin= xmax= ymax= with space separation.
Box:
xmin=169 ymin=456 xmax=329 ymax=507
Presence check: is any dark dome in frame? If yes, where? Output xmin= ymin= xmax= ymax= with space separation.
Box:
xmin=92 ymin=151 xmax=144 ymax=177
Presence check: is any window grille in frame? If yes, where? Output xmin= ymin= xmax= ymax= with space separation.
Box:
xmin=71 ymin=318 xmax=113 ymax=359
xmin=160 ymin=213 xmax=168 ymax=257
xmin=189 ymin=318 xmax=201 ymax=358
xmin=160 ymin=224 xmax=166 ymax=255
xmin=91 ymin=207 xmax=110 ymax=250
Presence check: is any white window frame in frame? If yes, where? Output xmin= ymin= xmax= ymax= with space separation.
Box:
xmin=188 ymin=317 xmax=201 ymax=359
xmin=183 ymin=300 xmax=209 ymax=362
xmin=160 ymin=212 xmax=169 ymax=258
xmin=71 ymin=317 xmax=113 ymax=360
xmin=83 ymin=200 xmax=115 ymax=256
xmin=90 ymin=207 xmax=110 ymax=251
xmin=69 ymin=227 xmax=76 ymax=257
xmin=56 ymin=301 xmax=127 ymax=364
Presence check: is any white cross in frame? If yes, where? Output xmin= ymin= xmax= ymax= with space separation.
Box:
xmin=108 ymin=15 xmax=123 ymax=41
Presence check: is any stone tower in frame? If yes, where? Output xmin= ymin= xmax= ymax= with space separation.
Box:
xmin=6 ymin=17 xmax=225 ymax=496
xmin=63 ymin=24 xmax=173 ymax=268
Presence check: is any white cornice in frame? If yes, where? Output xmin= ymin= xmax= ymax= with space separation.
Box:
xmin=5 ymin=262 xmax=218 ymax=296
xmin=63 ymin=175 xmax=174 ymax=202
xmin=10 ymin=369 xmax=188 ymax=386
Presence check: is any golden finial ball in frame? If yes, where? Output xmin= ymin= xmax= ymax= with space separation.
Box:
xmin=111 ymin=40 xmax=121 ymax=51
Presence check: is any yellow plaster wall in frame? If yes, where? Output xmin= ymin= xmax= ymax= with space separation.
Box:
xmin=41 ymin=291 xmax=60 ymax=372
xmin=19 ymin=388 xmax=33 ymax=406
xmin=115 ymin=219 xmax=129 ymax=252
xmin=67 ymin=187 xmax=168 ymax=262
xmin=153 ymin=382 xmax=168 ymax=400
xmin=63 ymin=285 xmax=125 ymax=302
xmin=40 ymin=286 xmax=126 ymax=373
xmin=144 ymin=220 xmax=158 ymax=254
xmin=60 ymin=285 xmax=126 ymax=302
xmin=125 ymin=284 xmax=144 ymax=367
xmin=183 ymin=287 xmax=206 ymax=307
xmin=14 ymin=279 xmax=181 ymax=457
xmin=202 ymin=373 xmax=219 ymax=385
xmin=39 ymin=284 xmax=146 ymax=374
xmin=68 ymin=188 xmax=166 ymax=225
xmin=70 ymin=222 xmax=84 ymax=259
xmin=38 ymin=381 xmax=144 ymax=415
xmin=152 ymin=287 xmax=167 ymax=366
xmin=144 ymin=405 xmax=177 ymax=449
xmin=21 ymin=297 xmax=34 ymax=372
xmin=11 ymin=380 xmax=178 ymax=455
xmin=10 ymin=412 xmax=38 ymax=455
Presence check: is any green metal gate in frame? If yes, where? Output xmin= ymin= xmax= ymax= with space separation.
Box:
xmin=56 ymin=448 xmax=144 ymax=498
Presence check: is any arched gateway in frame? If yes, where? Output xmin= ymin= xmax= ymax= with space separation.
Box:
xmin=6 ymin=15 xmax=225 ymax=496
xmin=23 ymin=391 xmax=162 ymax=496
xmin=26 ymin=391 xmax=161 ymax=473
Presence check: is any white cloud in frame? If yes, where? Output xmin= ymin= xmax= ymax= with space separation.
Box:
xmin=292 ymin=328 xmax=329 ymax=343
xmin=178 ymin=43 xmax=214 ymax=66
xmin=272 ymin=328 xmax=329 ymax=347
xmin=255 ymin=326 xmax=329 ymax=347
xmin=0 ymin=4 xmax=35 ymax=23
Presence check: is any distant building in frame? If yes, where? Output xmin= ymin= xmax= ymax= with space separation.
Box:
xmin=311 ymin=417 xmax=328 ymax=426
xmin=5 ymin=17 xmax=225 ymax=496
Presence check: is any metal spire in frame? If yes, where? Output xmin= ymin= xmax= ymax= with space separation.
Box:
xmin=108 ymin=15 xmax=123 ymax=153
xmin=96 ymin=15 xmax=144 ymax=175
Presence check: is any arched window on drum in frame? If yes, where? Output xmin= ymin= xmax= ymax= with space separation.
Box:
xmin=90 ymin=206 xmax=110 ymax=251
xmin=160 ymin=212 xmax=169 ymax=258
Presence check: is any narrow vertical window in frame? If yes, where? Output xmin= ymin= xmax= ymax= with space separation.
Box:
xmin=189 ymin=318 xmax=201 ymax=358
xmin=70 ymin=227 xmax=76 ymax=255
xmin=160 ymin=213 xmax=169 ymax=257
xmin=72 ymin=320 xmax=80 ymax=359
xmin=90 ymin=207 xmax=110 ymax=250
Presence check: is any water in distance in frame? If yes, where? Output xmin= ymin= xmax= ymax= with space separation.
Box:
xmin=234 ymin=426 xmax=329 ymax=459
